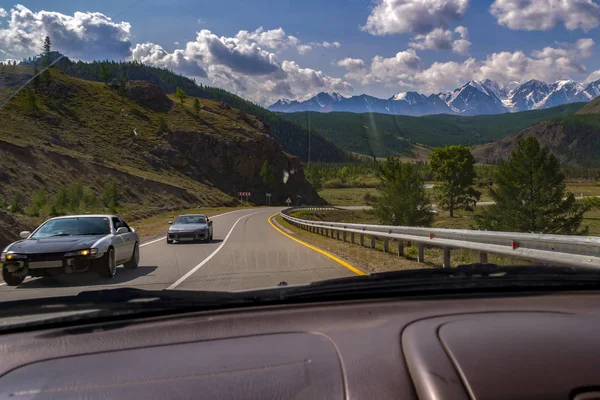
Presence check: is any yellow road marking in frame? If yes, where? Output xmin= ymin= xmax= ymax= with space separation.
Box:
xmin=268 ymin=214 xmax=367 ymax=276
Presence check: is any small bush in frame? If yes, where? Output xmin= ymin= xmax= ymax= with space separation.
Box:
xmin=10 ymin=194 xmax=23 ymax=214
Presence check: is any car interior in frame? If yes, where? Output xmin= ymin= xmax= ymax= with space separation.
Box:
xmin=1 ymin=290 xmax=599 ymax=399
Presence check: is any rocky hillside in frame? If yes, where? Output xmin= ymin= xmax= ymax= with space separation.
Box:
xmin=473 ymin=114 xmax=600 ymax=167
xmin=0 ymin=67 xmax=323 ymax=214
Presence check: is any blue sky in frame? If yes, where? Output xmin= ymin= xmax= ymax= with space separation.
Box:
xmin=1 ymin=0 xmax=600 ymax=104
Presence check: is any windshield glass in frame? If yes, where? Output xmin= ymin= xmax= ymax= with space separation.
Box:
xmin=175 ymin=216 xmax=206 ymax=225
xmin=31 ymin=217 xmax=111 ymax=238
xmin=1 ymin=0 xmax=600 ymax=314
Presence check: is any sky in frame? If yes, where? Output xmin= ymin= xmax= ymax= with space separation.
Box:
xmin=1 ymin=0 xmax=600 ymax=105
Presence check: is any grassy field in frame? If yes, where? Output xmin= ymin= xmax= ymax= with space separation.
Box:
xmin=320 ymin=183 xmax=600 ymax=207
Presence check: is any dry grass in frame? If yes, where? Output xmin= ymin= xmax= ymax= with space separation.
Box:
xmin=281 ymin=209 xmax=529 ymax=273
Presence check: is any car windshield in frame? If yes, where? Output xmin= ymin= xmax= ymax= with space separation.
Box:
xmin=1 ymin=0 xmax=600 ymax=315
xmin=175 ymin=216 xmax=206 ymax=225
xmin=31 ymin=217 xmax=111 ymax=239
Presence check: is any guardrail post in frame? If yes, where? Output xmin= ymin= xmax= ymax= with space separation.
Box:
xmin=397 ymin=240 xmax=404 ymax=256
xmin=336 ymin=231 xmax=340 ymax=240
xmin=479 ymin=252 xmax=488 ymax=264
xmin=351 ymin=232 xmax=355 ymax=244
xmin=443 ymin=247 xmax=451 ymax=269
xmin=360 ymin=234 xmax=364 ymax=247
xmin=343 ymin=231 xmax=347 ymax=242
xmin=370 ymin=236 xmax=376 ymax=249
xmin=383 ymin=238 xmax=389 ymax=253
xmin=417 ymin=243 xmax=425 ymax=263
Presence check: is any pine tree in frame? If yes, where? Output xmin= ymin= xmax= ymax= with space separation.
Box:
xmin=475 ymin=136 xmax=589 ymax=234
xmin=193 ymin=98 xmax=201 ymax=117
xmin=24 ymin=87 xmax=39 ymax=117
xmin=429 ymin=146 xmax=480 ymax=217
xmin=260 ymin=160 xmax=277 ymax=193
xmin=41 ymin=36 xmax=52 ymax=85
xmin=157 ymin=115 xmax=168 ymax=133
xmin=99 ymin=63 xmax=112 ymax=84
xmin=374 ymin=157 xmax=433 ymax=227
xmin=175 ymin=87 xmax=187 ymax=104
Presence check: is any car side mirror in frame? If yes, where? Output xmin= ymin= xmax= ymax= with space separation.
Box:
xmin=168 ymin=221 xmax=173 ymax=225
xmin=19 ymin=231 xmax=31 ymax=239
xmin=116 ymin=227 xmax=129 ymax=234
xmin=130 ymin=227 xmax=136 ymax=233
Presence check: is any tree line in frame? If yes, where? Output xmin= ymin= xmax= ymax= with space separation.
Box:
xmin=2 ymin=180 xmax=122 ymax=217
xmin=374 ymin=137 xmax=590 ymax=235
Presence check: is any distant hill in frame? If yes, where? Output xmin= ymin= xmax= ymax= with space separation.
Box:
xmin=53 ymin=58 xmax=350 ymax=163
xmin=0 ymin=67 xmax=324 ymax=216
xmin=473 ymin=114 xmax=600 ymax=167
xmin=577 ymin=96 xmax=600 ymax=115
xmin=279 ymin=103 xmax=584 ymax=158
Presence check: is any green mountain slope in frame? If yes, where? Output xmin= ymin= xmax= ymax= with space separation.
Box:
xmin=473 ymin=114 xmax=600 ymax=167
xmin=55 ymin=58 xmax=350 ymax=163
xmin=0 ymin=67 xmax=323 ymax=213
xmin=280 ymin=103 xmax=584 ymax=157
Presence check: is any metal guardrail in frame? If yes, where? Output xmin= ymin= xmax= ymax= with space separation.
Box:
xmin=281 ymin=207 xmax=600 ymax=269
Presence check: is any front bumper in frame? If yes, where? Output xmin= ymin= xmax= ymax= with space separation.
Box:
xmin=2 ymin=252 xmax=104 ymax=275
xmin=168 ymin=231 xmax=209 ymax=242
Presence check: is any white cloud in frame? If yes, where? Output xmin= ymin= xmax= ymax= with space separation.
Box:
xmin=321 ymin=41 xmax=341 ymax=48
xmin=412 ymin=58 xmax=478 ymax=93
xmin=235 ymin=27 xmax=299 ymax=52
xmin=337 ymin=57 xmax=367 ymax=81
xmin=297 ymin=44 xmax=312 ymax=55
xmin=452 ymin=26 xmax=471 ymax=55
xmin=281 ymin=60 xmax=353 ymax=99
xmin=131 ymin=27 xmax=352 ymax=105
xmin=409 ymin=28 xmax=453 ymax=50
xmin=337 ymin=58 xmax=365 ymax=71
xmin=362 ymin=0 xmax=470 ymax=35
xmin=0 ymin=5 xmax=131 ymax=60
xmin=0 ymin=8 xmax=7 ymax=18
xmin=363 ymin=49 xmax=422 ymax=85
xmin=174 ymin=41 xmax=179 ymax=45
xmin=490 ymin=0 xmax=600 ymax=31
xmin=586 ymin=69 xmax=600 ymax=82
xmin=131 ymin=42 xmax=207 ymax=77
xmin=409 ymin=26 xmax=471 ymax=55
xmin=342 ymin=38 xmax=595 ymax=94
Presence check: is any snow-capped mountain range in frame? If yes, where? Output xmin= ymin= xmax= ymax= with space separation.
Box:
xmin=268 ymin=79 xmax=600 ymax=116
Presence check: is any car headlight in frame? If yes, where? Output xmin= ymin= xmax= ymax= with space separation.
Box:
xmin=65 ymin=248 xmax=98 ymax=257
xmin=1 ymin=252 xmax=27 ymax=262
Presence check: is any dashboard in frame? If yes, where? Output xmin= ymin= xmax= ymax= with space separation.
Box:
xmin=2 ymin=291 xmax=600 ymax=399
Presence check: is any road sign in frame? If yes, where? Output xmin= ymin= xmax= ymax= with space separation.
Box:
xmin=266 ymin=193 xmax=272 ymax=206
xmin=238 ymin=192 xmax=251 ymax=197
xmin=285 ymin=197 xmax=292 ymax=206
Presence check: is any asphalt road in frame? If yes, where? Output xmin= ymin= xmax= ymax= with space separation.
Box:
xmin=0 ymin=208 xmax=358 ymax=302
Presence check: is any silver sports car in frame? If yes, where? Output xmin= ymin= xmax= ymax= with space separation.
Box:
xmin=167 ymin=214 xmax=213 ymax=244
xmin=0 ymin=215 xmax=140 ymax=286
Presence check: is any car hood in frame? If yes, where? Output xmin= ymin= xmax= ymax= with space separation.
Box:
xmin=6 ymin=235 xmax=108 ymax=254
xmin=169 ymin=223 xmax=208 ymax=231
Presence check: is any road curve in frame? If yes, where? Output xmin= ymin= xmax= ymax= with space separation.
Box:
xmin=0 ymin=208 xmax=358 ymax=302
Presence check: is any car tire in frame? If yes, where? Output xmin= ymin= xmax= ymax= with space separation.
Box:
xmin=2 ymin=265 xmax=25 ymax=286
xmin=124 ymin=242 xmax=139 ymax=270
xmin=210 ymin=231 xmax=213 ymax=241
xmin=166 ymin=238 xmax=173 ymax=244
xmin=98 ymin=247 xmax=116 ymax=278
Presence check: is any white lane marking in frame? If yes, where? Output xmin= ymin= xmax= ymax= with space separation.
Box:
xmin=166 ymin=210 xmax=263 ymax=290
xmin=140 ymin=209 xmax=255 ymax=247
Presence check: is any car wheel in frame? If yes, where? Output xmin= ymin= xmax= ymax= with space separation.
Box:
xmin=210 ymin=231 xmax=213 ymax=241
xmin=2 ymin=265 xmax=25 ymax=286
xmin=124 ymin=242 xmax=139 ymax=269
xmin=166 ymin=238 xmax=173 ymax=244
xmin=98 ymin=247 xmax=116 ymax=278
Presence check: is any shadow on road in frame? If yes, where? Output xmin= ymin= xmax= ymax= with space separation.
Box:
xmin=172 ymin=239 xmax=223 ymax=245
xmin=15 ymin=265 xmax=159 ymax=289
